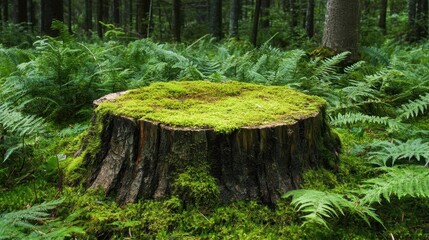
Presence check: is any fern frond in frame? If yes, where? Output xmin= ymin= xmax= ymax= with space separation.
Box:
xmin=398 ymin=93 xmax=429 ymax=119
xmin=330 ymin=112 xmax=402 ymax=131
xmin=360 ymin=166 xmax=429 ymax=204
xmin=0 ymin=104 xmax=45 ymax=137
xmin=361 ymin=46 xmax=390 ymax=66
xmin=283 ymin=189 xmax=381 ymax=229
xmin=369 ymin=139 xmax=429 ymax=166
xmin=313 ymin=51 xmax=350 ymax=80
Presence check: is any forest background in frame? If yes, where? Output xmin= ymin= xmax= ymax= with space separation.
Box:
xmin=1 ymin=0 xmax=429 ymax=239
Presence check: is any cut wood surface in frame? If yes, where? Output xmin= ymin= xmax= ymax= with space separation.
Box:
xmin=80 ymin=81 xmax=340 ymax=205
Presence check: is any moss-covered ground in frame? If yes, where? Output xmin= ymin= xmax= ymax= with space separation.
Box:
xmin=98 ymin=81 xmax=326 ymax=132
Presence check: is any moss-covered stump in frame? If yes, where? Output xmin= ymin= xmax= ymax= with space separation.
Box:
xmin=81 ymin=81 xmax=340 ymax=205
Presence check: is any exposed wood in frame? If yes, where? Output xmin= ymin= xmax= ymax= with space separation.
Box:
xmin=82 ymin=91 xmax=340 ymax=205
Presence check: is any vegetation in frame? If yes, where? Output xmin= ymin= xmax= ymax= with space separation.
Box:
xmin=98 ymin=81 xmax=325 ymax=132
xmin=1 ymin=0 xmax=429 ymax=239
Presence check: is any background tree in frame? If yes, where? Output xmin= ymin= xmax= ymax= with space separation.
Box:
xmin=251 ymin=0 xmax=262 ymax=46
xmin=229 ymin=0 xmax=240 ymax=38
xmin=13 ymin=0 xmax=27 ymax=24
xmin=136 ymin=0 xmax=150 ymax=37
xmin=379 ymin=0 xmax=388 ymax=34
xmin=305 ymin=0 xmax=315 ymax=38
xmin=322 ymin=0 xmax=360 ymax=61
xmin=41 ymin=0 xmax=63 ymax=36
xmin=210 ymin=0 xmax=222 ymax=39
xmin=85 ymin=0 xmax=92 ymax=34
xmin=172 ymin=0 xmax=181 ymax=41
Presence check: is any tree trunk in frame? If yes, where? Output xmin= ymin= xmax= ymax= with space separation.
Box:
xmin=136 ymin=0 xmax=150 ymax=37
xmin=379 ymin=0 xmax=387 ymax=34
xmin=96 ymin=0 xmax=108 ymax=37
xmin=113 ymin=0 xmax=120 ymax=24
xmin=172 ymin=0 xmax=181 ymax=41
xmin=28 ymin=0 xmax=35 ymax=31
xmin=261 ymin=0 xmax=270 ymax=28
xmin=408 ymin=0 xmax=418 ymax=41
xmin=322 ymin=0 xmax=360 ymax=61
xmin=2 ymin=0 xmax=8 ymax=24
xmin=251 ymin=0 xmax=261 ymax=46
xmin=67 ymin=0 xmax=72 ymax=33
xmin=289 ymin=0 xmax=298 ymax=29
xmin=305 ymin=0 xmax=314 ymax=38
xmin=85 ymin=0 xmax=92 ymax=34
xmin=13 ymin=0 xmax=27 ymax=23
xmin=81 ymin=87 xmax=340 ymax=205
xmin=41 ymin=0 xmax=63 ymax=36
xmin=210 ymin=0 xmax=222 ymax=39
xmin=229 ymin=0 xmax=240 ymax=38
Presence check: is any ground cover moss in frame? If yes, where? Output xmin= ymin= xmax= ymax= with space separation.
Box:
xmin=97 ymin=81 xmax=326 ymax=133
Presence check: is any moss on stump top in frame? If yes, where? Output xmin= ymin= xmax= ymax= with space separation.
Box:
xmin=97 ymin=81 xmax=326 ymax=133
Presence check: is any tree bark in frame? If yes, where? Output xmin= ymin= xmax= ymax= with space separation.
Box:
xmin=305 ymin=0 xmax=314 ymax=38
xmin=113 ymin=0 xmax=120 ymax=24
xmin=251 ymin=0 xmax=261 ymax=46
xmin=379 ymin=0 xmax=387 ymax=34
xmin=2 ymin=0 xmax=8 ymax=24
xmin=41 ymin=0 xmax=63 ymax=36
xmin=13 ymin=0 xmax=27 ymax=23
xmin=210 ymin=0 xmax=222 ymax=40
xmin=322 ymin=0 xmax=360 ymax=61
xmin=82 ymin=92 xmax=340 ymax=205
xmin=85 ymin=0 xmax=92 ymax=34
xmin=261 ymin=0 xmax=270 ymax=28
xmin=136 ymin=0 xmax=150 ymax=37
xmin=289 ymin=0 xmax=298 ymax=29
xmin=229 ymin=0 xmax=240 ymax=38
xmin=67 ymin=0 xmax=72 ymax=33
xmin=172 ymin=0 xmax=181 ymax=41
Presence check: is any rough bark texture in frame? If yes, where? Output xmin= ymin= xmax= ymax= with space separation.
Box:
xmin=322 ymin=0 xmax=360 ymax=61
xmin=83 ymin=93 xmax=340 ymax=205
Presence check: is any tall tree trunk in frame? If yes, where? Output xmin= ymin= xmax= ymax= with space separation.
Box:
xmin=113 ymin=0 xmax=120 ymax=24
xmin=41 ymin=0 xmax=63 ymax=36
xmin=322 ymin=0 xmax=360 ymax=61
xmin=85 ymin=0 xmax=92 ymax=34
xmin=408 ymin=0 xmax=418 ymax=41
xmin=305 ymin=0 xmax=314 ymax=38
xmin=210 ymin=0 xmax=222 ymax=39
xmin=261 ymin=0 xmax=270 ymax=28
xmin=28 ymin=0 xmax=35 ymax=31
xmin=136 ymin=0 xmax=150 ymax=37
xmin=172 ymin=0 xmax=181 ymax=41
xmin=379 ymin=0 xmax=387 ymax=34
xmin=422 ymin=0 xmax=428 ymax=38
xmin=289 ymin=0 xmax=298 ymax=29
xmin=67 ymin=0 xmax=72 ymax=33
xmin=96 ymin=0 xmax=108 ymax=37
xmin=229 ymin=0 xmax=240 ymax=38
xmin=13 ymin=0 xmax=27 ymax=23
xmin=2 ymin=0 xmax=8 ymax=24
xmin=251 ymin=0 xmax=261 ymax=46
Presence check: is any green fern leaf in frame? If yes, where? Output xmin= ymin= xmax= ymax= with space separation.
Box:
xmin=398 ymin=93 xmax=429 ymax=119
xmin=369 ymin=139 xmax=429 ymax=166
xmin=360 ymin=166 xmax=429 ymax=204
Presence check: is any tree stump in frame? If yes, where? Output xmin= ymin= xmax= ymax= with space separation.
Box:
xmin=79 ymin=81 xmax=340 ymax=205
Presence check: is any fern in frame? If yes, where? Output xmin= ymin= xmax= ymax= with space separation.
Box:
xmin=0 ymin=199 xmax=84 ymax=239
xmin=313 ymin=51 xmax=350 ymax=81
xmin=360 ymin=166 xmax=429 ymax=204
xmin=361 ymin=46 xmax=390 ymax=66
xmin=330 ymin=112 xmax=402 ymax=131
xmin=398 ymin=93 xmax=429 ymax=119
xmin=0 ymin=104 xmax=45 ymax=137
xmin=369 ymin=139 xmax=429 ymax=166
xmin=283 ymin=190 xmax=382 ymax=229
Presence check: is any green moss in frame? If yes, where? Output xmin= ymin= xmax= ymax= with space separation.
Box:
xmin=97 ymin=81 xmax=326 ymax=133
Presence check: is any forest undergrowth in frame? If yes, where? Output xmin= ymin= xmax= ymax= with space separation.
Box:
xmin=1 ymin=31 xmax=429 ymax=239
